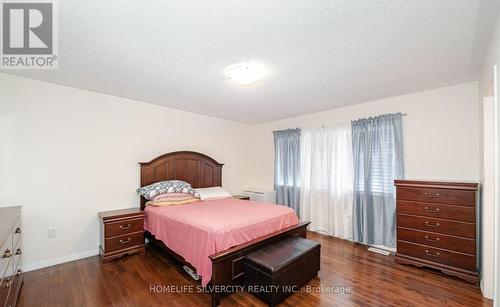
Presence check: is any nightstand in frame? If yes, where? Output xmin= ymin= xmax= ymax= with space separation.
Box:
xmin=232 ymin=195 xmax=250 ymax=201
xmin=98 ymin=208 xmax=145 ymax=262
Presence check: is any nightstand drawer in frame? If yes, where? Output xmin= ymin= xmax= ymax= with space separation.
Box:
xmin=104 ymin=232 xmax=144 ymax=253
xmin=105 ymin=218 xmax=143 ymax=238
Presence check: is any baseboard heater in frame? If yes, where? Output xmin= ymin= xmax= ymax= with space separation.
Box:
xmin=242 ymin=188 xmax=276 ymax=203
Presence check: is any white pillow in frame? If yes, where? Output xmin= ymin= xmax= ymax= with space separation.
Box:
xmin=195 ymin=187 xmax=231 ymax=200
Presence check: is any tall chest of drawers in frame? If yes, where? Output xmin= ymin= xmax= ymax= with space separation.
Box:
xmin=394 ymin=180 xmax=478 ymax=284
xmin=0 ymin=206 xmax=23 ymax=307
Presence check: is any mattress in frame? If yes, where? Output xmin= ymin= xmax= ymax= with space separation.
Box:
xmin=144 ymin=197 xmax=299 ymax=286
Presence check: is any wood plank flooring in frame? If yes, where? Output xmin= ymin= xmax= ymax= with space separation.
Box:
xmin=18 ymin=231 xmax=492 ymax=306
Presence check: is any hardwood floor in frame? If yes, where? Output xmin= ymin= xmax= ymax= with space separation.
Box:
xmin=18 ymin=231 xmax=492 ymax=307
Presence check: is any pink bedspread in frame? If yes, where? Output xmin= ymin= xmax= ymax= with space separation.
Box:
xmin=144 ymin=198 xmax=299 ymax=286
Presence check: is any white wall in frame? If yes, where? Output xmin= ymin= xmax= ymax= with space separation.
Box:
xmin=0 ymin=73 xmax=251 ymax=270
xmin=245 ymin=82 xmax=480 ymax=189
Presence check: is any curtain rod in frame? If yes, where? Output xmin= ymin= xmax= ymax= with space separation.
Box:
xmin=273 ymin=113 xmax=408 ymax=132
xmin=326 ymin=113 xmax=408 ymax=125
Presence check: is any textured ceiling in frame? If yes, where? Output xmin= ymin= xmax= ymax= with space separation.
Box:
xmin=7 ymin=0 xmax=500 ymax=123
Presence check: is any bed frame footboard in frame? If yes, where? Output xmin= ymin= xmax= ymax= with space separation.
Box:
xmin=145 ymin=221 xmax=310 ymax=306
xmin=208 ymin=221 xmax=310 ymax=306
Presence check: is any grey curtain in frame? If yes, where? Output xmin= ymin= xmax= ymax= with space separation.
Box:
xmin=352 ymin=113 xmax=404 ymax=247
xmin=273 ymin=128 xmax=301 ymax=215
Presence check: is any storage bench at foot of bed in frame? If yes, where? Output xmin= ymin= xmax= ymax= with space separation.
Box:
xmin=244 ymin=236 xmax=321 ymax=306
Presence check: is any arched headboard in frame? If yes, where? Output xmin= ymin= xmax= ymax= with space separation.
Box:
xmin=139 ymin=151 xmax=224 ymax=210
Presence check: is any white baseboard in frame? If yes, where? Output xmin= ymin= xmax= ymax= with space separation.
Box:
xmin=23 ymin=249 xmax=99 ymax=272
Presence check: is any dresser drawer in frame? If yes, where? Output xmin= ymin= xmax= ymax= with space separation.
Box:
xmin=397 ymin=201 xmax=475 ymax=222
xmin=104 ymin=232 xmax=144 ymax=253
xmin=5 ymin=270 xmax=21 ymax=307
xmin=397 ymin=241 xmax=476 ymax=271
xmin=0 ymin=240 xmax=12 ymax=282
xmin=0 ymin=243 xmax=14 ymax=307
xmin=12 ymin=218 xmax=21 ymax=250
xmin=3 ymin=255 xmax=21 ymax=307
xmin=397 ymin=187 xmax=475 ymax=206
xmin=10 ymin=240 xmax=22 ymax=278
xmin=105 ymin=218 xmax=143 ymax=238
xmin=397 ymin=228 xmax=475 ymax=255
xmin=397 ymin=214 xmax=475 ymax=238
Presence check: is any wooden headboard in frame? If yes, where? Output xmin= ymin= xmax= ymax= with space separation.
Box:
xmin=139 ymin=151 xmax=223 ymax=210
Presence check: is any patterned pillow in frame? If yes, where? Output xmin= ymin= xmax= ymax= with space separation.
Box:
xmin=136 ymin=180 xmax=200 ymax=200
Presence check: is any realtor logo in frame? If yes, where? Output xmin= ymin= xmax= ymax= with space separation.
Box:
xmin=1 ymin=0 xmax=58 ymax=69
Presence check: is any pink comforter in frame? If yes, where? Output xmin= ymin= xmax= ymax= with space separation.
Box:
xmin=144 ymin=198 xmax=299 ymax=286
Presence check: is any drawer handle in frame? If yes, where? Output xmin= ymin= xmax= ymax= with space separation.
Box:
xmin=424 ymin=192 xmax=440 ymax=198
xmin=425 ymin=236 xmax=440 ymax=243
xmin=424 ymin=207 xmax=440 ymax=213
xmin=120 ymin=238 xmax=131 ymax=244
xmin=425 ymin=221 xmax=440 ymax=228
xmin=2 ymin=249 xmax=11 ymax=259
xmin=2 ymin=278 xmax=12 ymax=289
xmin=120 ymin=224 xmax=131 ymax=230
xmin=425 ymin=250 xmax=440 ymax=257
xmin=15 ymin=248 xmax=22 ymax=255
xmin=14 ymin=227 xmax=21 ymax=234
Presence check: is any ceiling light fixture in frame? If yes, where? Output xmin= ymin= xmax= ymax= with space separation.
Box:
xmin=223 ymin=62 xmax=265 ymax=86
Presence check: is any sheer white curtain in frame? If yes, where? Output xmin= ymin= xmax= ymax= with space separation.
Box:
xmin=299 ymin=124 xmax=353 ymax=240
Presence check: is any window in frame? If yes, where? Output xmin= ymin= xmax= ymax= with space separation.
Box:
xmin=354 ymin=133 xmax=397 ymax=195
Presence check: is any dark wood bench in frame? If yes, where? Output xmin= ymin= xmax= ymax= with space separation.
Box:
xmin=244 ymin=236 xmax=321 ymax=306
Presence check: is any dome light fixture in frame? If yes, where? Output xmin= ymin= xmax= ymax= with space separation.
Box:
xmin=223 ymin=61 xmax=265 ymax=86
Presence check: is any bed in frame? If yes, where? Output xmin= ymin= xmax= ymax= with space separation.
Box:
xmin=139 ymin=151 xmax=309 ymax=306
